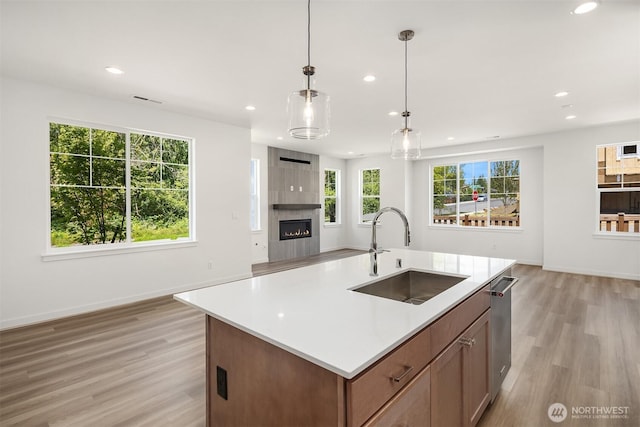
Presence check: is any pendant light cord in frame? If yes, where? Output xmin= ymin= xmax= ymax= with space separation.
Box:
xmin=404 ymin=36 xmax=408 ymax=130
xmin=307 ymin=0 xmax=311 ymax=91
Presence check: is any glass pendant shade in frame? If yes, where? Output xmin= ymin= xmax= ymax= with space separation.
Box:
xmin=287 ymin=87 xmax=330 ymax=139
xmin=286 ymin=0 xmax=330 ymax=140
xmin=391 ymin=117 xmax=421 ymax=159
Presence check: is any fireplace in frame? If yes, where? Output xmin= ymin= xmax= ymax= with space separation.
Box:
xmin=279 ymin=219 xmax=312 ymax=240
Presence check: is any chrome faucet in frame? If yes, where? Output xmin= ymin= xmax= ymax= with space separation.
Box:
xmin=369 ymin=207 xmax=411 ymax=276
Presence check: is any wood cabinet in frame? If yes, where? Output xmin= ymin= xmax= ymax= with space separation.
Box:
xmin=347 ymin=326 xmax=430 ymax=426
xmin=364 ymin=365 xmax=431 ymax=427
xmin=205 ymin=285 xmax=492 ymax=427
xmin=206 ymin=318 xmax=346 ymax=427
xmin=431 ymin=310 xmax=491 ymax=427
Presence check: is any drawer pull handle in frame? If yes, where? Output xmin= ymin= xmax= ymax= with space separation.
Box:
xmin=459 ymin=337 xmax=476 ymax=347
xmin=391 ymin=365 xmax=414 ymax=382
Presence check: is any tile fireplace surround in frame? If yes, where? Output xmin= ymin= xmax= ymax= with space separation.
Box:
xmin=268 ymin=147 xmax=320 ymax=262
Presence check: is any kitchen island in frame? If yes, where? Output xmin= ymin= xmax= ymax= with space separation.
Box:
xmin=175 ymin=249 xmax=516 ymax=426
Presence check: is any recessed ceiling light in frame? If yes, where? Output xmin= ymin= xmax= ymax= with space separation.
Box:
xmin=347 ymin=151 xmax=355 ymax=155
xmin=555 ymin=91 xmax=569 ymax=97
xmin=363 ymin=75 xmax=376 ymax=82
xmin=447 ymin=137 xmax=455 ymax=141
xmin=388 ymin=111 xmax=399 ymax=116
xmin=105 ymin=66 xmax=124 ymax=75
xmin=566 ymin=115 xmax=577 ymax=120
xmin=276 ymin=136 xmax=283 ymax=141
xmin=245 ymin=105 xmax=256 ymax=111
xmin=572 ymin=1 xmax=598 ymax=15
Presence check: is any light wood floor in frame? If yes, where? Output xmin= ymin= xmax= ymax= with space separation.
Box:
xmin=1 ymin=252 xmax=638 ymax=426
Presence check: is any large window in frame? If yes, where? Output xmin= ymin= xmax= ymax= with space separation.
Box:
xmin=49 ymin=122 xmax=192 ymax=249
xmin=432 ymin=160 xmax=520 ymax=227
xmin=250 ymin=159 xmax=260 ymax=231
xmin=361 ymin=168 xmax=380 ymax=223
xmin=597 ymin=142 xmax=640 ymax=233
xmin=324 ymin=169 xmax=340 ymax=224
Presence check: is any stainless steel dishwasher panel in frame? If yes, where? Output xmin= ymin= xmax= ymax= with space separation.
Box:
xmin=490 ymin=270 xmax=519 ymax=402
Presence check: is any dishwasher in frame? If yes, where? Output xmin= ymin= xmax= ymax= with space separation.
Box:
xmin=489 ymin=269 xmax=519 ymax=402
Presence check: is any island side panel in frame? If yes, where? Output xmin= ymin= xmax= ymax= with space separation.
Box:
xmin=206 ymin=316 xmax=346 ymax=427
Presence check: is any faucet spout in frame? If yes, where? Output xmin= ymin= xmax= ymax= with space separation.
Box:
xmin=369 ymin=207 xmax=411 ymax=276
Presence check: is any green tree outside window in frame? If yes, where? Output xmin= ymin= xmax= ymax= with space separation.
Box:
xmin=49 ymin=123 xmax=191 ymax=248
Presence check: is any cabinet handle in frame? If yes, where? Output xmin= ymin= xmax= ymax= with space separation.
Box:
xmin=459 ymin=337 xmax=476 ymax=347
xmin=391 ymin=365 xmax=414 ymax=382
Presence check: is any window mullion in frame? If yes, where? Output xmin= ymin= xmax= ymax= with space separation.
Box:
xmin=487 ymin=162 xmax=491 ymax=224
xmin=89 ymin=128 xmax=93 ymax=187
xmin=125 ymin=132 xmax=132 ymax=243
xmin=456 ymin=164 xmax=461 ymax=224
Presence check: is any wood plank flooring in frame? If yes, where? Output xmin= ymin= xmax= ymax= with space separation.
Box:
xmin=1 ymin=252 xmax=638 ymax=426
xmin=478 ymin=265 xmax=639 ymax=427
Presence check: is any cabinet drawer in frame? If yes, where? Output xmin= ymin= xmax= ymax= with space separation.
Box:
xmin=430 ymin=284 xmax=490 ymax=359
xmin=347 ymin=327 xmax=431 ymax=427
xmin=364 ymin=365 xmax=430 ymax=427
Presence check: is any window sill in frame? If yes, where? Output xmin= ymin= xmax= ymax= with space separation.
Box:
xmin=592 ymin=232 xmax=640 ymax=241
xmin=323 ymin=223 xmax=342 ymax=228
xmin=42 ymin=240 xmax=198 ymax=262
xmin=428 ymin=224 xmax=523 ymax=233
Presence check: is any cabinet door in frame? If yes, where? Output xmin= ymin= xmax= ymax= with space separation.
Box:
xmin=431 ymin=338 xmax=464 ymax=427
xmin=364 ymin=365 xmax=431 ymax=427
xmin=464 ymin=311 xmax=491 ymax=427
xmin=431 ymin=310 xmax=491 ymax=427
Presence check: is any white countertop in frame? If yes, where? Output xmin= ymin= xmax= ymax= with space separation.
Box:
xmin=174 ymin=249 xmax=515 ymax=379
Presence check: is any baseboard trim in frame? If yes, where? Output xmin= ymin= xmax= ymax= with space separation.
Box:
xmin=542 ymin=264 xmax=640 ymax=281
xmin=0 ymin=272 xmax=252 ymax=331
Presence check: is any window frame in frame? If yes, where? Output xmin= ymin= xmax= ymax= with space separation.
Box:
xmin=430 ymin=159 xmax=521 ymax=230
xmin=323 ymin=168 xmax=341 ymax=226
xmin=595 ymin=141 xmax=640 ymax=236
xmin=360 ymin=168 xmax=381 ymax=224
xmin=45 ymin=118 xmax=195 ymax=258
xmin=250 ymin=158 xmax=261 ymax=231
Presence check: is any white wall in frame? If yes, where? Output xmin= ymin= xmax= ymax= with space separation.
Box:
xmin=346 ymin=154 xmax=413 ymax=251
xmin=250 ymin=143 xmax=269 ymax=263
xmin=408 ymin=121 xmax=639 ymax=280
xmin=411 ymin=146 xmax=544 ymax=266
xmin=0 ymin=78 xmax=253 ymax=329
xmin=541 ymin=122 xmax=639 ymax=279
xmin=319 ymin=155 xmax=349 ymax=252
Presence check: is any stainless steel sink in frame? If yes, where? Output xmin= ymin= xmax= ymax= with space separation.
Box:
xmin=352 ymin=270 xmax=466 ymax=305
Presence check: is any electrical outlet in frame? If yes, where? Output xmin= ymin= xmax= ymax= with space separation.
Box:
xmin=216 ymin=366 xmax=228 ymax=400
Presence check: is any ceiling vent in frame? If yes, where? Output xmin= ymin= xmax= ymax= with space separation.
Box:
xmin=132 ymin=95 xmax=163 ymax=104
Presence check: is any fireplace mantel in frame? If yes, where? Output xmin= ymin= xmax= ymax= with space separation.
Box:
xmin=272 ymin=204 xmax=321 ymax=210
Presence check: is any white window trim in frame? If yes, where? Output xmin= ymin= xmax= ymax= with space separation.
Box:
xmin=596 ymin=141 xmax=640 ymax=235
xmin=250 ymin=158 xmax=261 ymax=231
xmin=324 ymin=168 xmax=341 ymax=225
xmin=430 ymin=159 xmax=522 ymax=231
xmin=46 ymin=118 xmax=195 ymax=257
xmin=359 ymin=168 xmax=381 ymax=224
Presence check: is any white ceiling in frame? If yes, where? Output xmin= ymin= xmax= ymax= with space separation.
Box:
xmin=2 ymin=0 xmax=639 ymax=158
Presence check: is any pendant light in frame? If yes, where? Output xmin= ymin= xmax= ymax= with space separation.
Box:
xmin=391 ymin=30 xmax=421 ymax=159
xmin=287 ymin=0 xmax=330 ymax=139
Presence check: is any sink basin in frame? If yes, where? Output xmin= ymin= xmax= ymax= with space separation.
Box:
xmin=352 ymin=270 xmax=466 ymax=305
